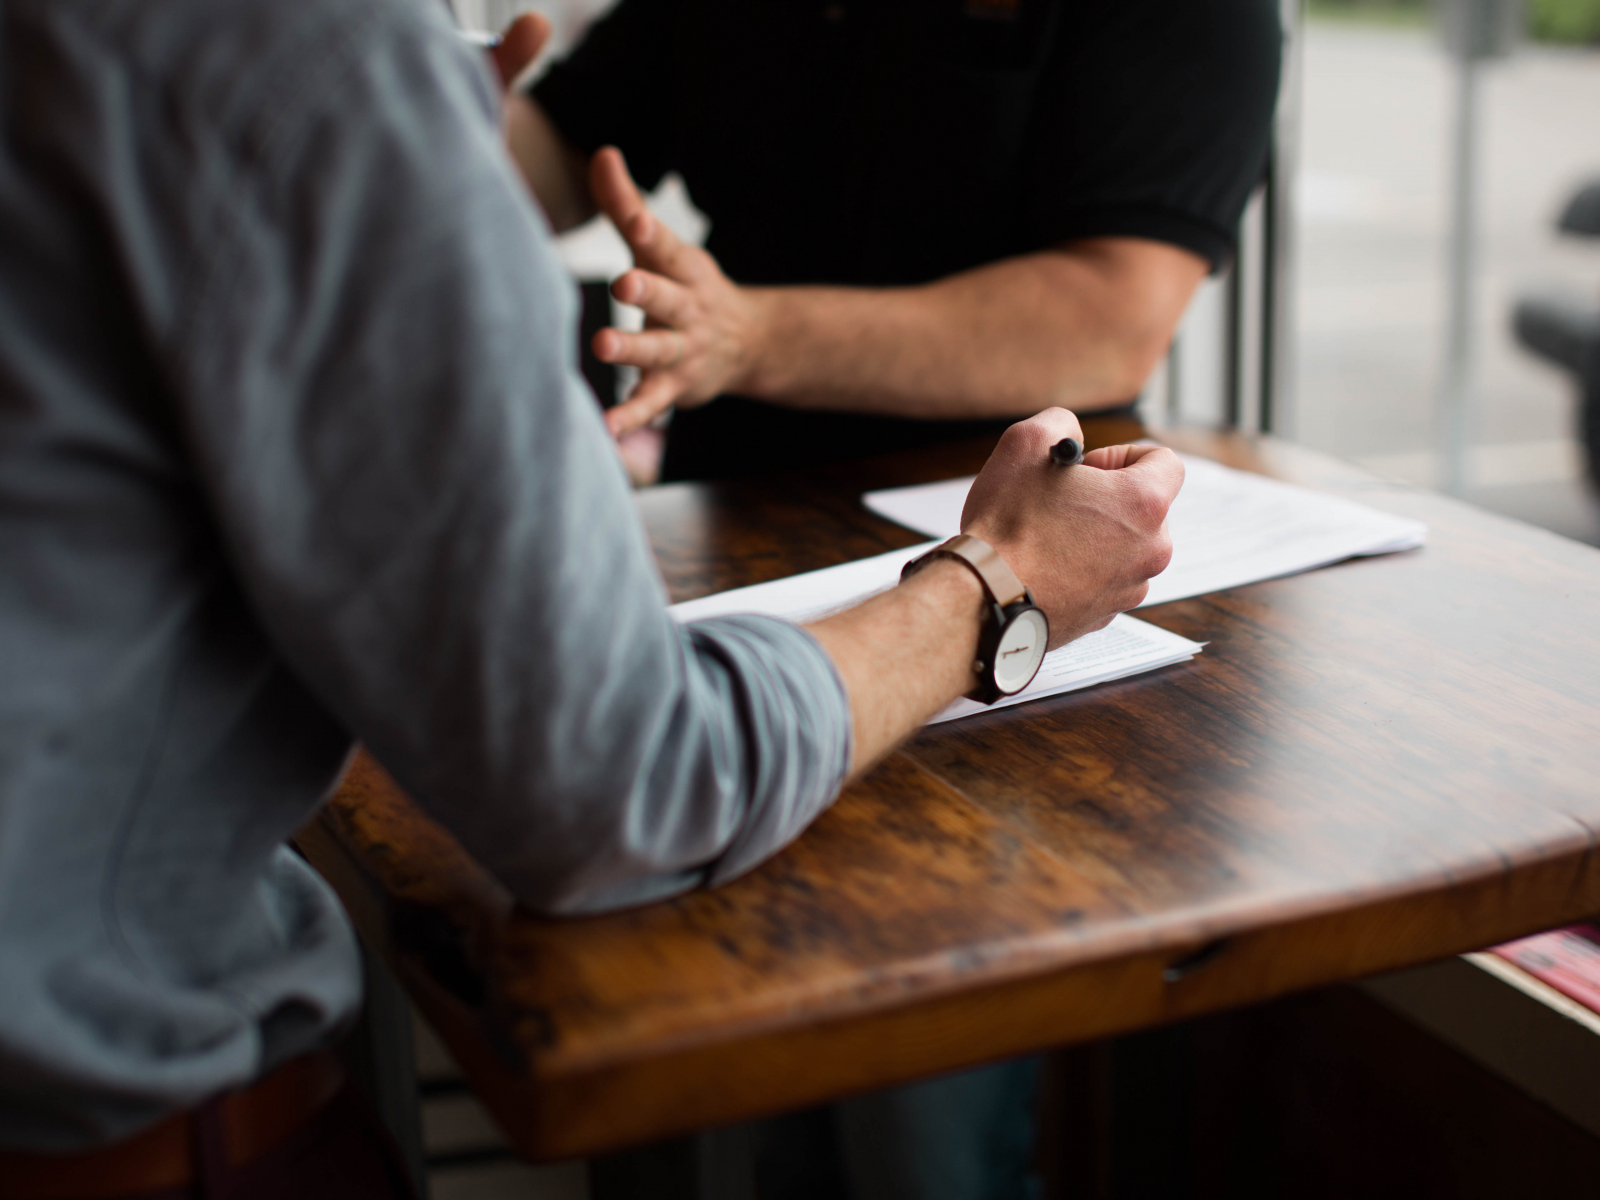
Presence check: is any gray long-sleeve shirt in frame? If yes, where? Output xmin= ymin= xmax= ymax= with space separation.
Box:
xmin=0 ymin=0 xmax=851 ymax=1149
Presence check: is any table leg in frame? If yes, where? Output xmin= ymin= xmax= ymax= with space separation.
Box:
xmin=339 ymin=942 xmax=429 ymax=1200
xmin=589 ymin=1124 xmax=755 ymax=1200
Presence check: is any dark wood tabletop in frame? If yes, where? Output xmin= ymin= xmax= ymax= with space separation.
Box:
xmin=298 ymin=418 xmax=1600 ymax=1163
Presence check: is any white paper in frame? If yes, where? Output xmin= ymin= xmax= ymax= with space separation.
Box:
xmin=671 ymin=544 xmax=930 ymax=626
xmin=861 ymin=453 xmax=1427 ymax=608
xmin=671 ymin=546 xmax=1203 ymax=725
xmin=926 ymin=613 xmax=1199 ymax=725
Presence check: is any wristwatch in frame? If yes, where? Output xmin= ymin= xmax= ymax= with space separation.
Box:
xmin=900 ymin=534 xmax=1049 ymax=704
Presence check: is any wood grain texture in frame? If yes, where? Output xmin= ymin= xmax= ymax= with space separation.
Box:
xmin=302 ymin=419 xmax=1600 ymax=1160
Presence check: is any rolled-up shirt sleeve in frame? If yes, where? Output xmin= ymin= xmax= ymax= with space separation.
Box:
xmin=135 ymin=0 xmax=851 ymax=913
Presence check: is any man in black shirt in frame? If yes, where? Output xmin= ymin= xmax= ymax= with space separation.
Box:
xmin=508 ymin=0 xmax=1281 ymax=481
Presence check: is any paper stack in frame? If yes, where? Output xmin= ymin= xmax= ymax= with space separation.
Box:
xmin=670 ymin=453 xmax=1423 ymax=725
xmin=862 ymin=452 xmax=1427 ymax=608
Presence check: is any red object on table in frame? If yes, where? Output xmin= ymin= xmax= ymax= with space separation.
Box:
xmin=1492 ymin=925 xmax=1600 ymax=1013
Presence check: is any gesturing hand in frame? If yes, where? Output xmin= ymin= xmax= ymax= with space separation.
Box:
xmin=588 ymin=148 xmax=762 ymax=437
xmin=961 ymin=410 xmax=1184 ymax=649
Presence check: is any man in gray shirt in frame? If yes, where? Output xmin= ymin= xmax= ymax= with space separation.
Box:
xmin=0 ymin=0 xmax=1181 ymax=1187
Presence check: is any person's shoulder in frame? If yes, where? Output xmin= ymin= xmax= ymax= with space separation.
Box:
xmin=40 ymin=0 xmax=476 ymax=145
xmin=1152 ymin=0 xmax=1281 ymax=52
xmin=1054 ymin=0 xmax=1279 ymax=50
xmin=1051 ymin=0 xmax=1280 ymax=89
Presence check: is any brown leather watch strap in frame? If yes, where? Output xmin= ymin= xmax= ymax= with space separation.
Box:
xmin=909 ymin=534 xmax=1028 ymax=608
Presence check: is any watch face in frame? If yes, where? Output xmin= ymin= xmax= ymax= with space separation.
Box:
xmin=993 ymin=608 xmax=1049 ymax=695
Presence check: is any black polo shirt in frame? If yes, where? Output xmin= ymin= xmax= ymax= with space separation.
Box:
xmin=535 ymin=0 xmax=1282 ymax=480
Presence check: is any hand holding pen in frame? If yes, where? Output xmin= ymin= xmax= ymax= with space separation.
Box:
xmin=959 ymin=409 xmax=1184 ymax=647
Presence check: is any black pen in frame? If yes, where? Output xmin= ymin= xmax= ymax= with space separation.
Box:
xmin=1049 ymin=437 xmax=1084 ymax=467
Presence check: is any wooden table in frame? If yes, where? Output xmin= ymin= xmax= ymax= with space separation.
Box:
xmin=298 ymin=420 xmax=1600 ymax=1165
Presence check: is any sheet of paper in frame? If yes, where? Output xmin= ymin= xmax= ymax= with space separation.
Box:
xmin=671 ymin=545 xmax=1203 ymax=725
xmin=861 ymin=453 xmax=1427 ymax=608
xmin=927 ymin=613 xmax=1199 ymax=725
xmin=671 ymin=544 xmax=930 ymax=626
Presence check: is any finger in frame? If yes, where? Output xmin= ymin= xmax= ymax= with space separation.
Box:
xmin=590 ymin=146 xmax=650 ymax=233
xmin=489 ymin=11 xmax=551 ymax=90
xmin=593 ymin=327 xmax=687 ymax=370
xmin=611 ymin=270 xmax=695 ymax=328
xmin=996 ymin=407 xmax=1086 ymax=464
xmin=1081 ymin=442 xmax=1169 ymax=469
xmin=1143 ymin=526 xmax=1174 ymax=579
xmin=589 ymin=149 xmax=705 ymax=281
xmin=605 ymin=374 xmax=681 ymax=436
xmin=1111 ymin=445 xmax=1186 ymax=500
xmin=590 ymin=148 xmax=659 ymax=254
xmin=1082 ymin=444 xmax=1136 ymax=470
xmin=1106 ymin=446 xmax=1186 ymax=522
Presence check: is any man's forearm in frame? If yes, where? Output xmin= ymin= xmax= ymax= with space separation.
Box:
xmin=805 ymin=559 xmax=985 ymax=776
xmin=526 ymin=143 xmax=1210 ymax=435
xmin=738 ymin=239 xmax=1207 ymax=421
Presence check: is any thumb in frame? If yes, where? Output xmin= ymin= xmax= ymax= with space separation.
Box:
xmin=1093 ymin=444 xmax=1186 ymax=507
xmin=489 ymin=11 xmax=551 ymax=91
xmin=1082 ymin=443 xmax=1171 ymax=471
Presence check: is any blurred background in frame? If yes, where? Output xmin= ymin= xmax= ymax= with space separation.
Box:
xmin=1297 ymin=0 xmax=1600 ymax=544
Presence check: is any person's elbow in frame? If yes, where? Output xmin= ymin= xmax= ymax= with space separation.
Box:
xmin=1042 ymin=238 xmax=1209 ymax=408
xmin=1091 ymin=318 xmax=1173 ymax=403
xmin=475 ymin=750 xmax=742 ymax=918
xmin=1042 ymin=319 xmax=1173 ymax=412
xmin=423 ymin=617 xmax=849 ymax=920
